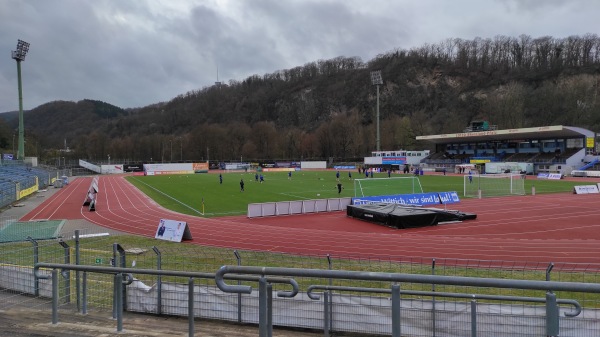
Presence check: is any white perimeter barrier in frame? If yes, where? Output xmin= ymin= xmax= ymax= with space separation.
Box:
xmin=571 ymin=170 xmax=600 ymax=177
xmin=247 ymin=197 xmax=352 ymax=218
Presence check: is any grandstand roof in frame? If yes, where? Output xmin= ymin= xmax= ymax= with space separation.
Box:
xmin=416 ymin=125 xmax=594 ymax=144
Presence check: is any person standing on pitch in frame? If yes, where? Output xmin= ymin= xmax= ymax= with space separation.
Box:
xmin=337 ymin=182 xmax=343 ymax=194
xmin=219 ymin=173 xmax=223 ymax=184
xmin=240 ymin=179 xmax=245 ymax=191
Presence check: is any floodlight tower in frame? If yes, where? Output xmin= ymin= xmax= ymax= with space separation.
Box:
xmin=370 ymin=70 xmax=383 ymax=152
xmin=12 ymin=39 xmax=30 ymax=160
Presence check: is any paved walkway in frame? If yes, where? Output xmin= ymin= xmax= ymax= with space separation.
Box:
xmin=0 ymin=294 xmax=320 ymax=337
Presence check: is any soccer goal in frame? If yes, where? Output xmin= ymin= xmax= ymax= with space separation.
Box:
xmin=464 ymin=173 xmax=526 ymax=198
xmin=354 ymin=176 xmax=424 ymax=197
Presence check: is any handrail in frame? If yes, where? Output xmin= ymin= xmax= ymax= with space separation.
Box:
xmin=34 ymin=263 xmax=298 ymax=297
xmin=306 ymin=285 xmax=581 ymax=317
xmin=215 ymin=265 xmax=600 ymax=295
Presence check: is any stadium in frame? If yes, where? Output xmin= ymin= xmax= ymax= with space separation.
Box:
xmin=2 ymin=124 xmax=600 ymax=336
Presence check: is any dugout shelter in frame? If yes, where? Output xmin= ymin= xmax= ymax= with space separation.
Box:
xmin=416 ymin=124 xmax=597 ymax=176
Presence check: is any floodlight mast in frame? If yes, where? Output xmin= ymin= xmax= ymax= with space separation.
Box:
xmin=12 ymin=39 xmax=30 ymax=161
xmin=370 ymin=70 xmax=383 ymax=152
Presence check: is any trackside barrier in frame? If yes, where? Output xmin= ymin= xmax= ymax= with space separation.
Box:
xmin=215 ymin=265 xmax=600 ymax=337
xmin=247 ymin=197 xmax=352 ymax=218
xmin=571 ymin=170 xmax=600 ymax=177
xmin=34 ymin=263 xmax=298 ymax=337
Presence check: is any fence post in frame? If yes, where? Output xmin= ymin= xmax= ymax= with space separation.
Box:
xmin=267 ymin=283 xmax=273 ymax=337
xmin=188 ymin=277 xmax=195 ymax=337
xmin=327 ymin=254 xmax=333 ymax=335
xmin=112 ymin=273 xmax=118 ymax=319
xmin=546 ymin=263 xmax=554 ymax=281
xmin=471 ymin=297 xmax=477 ymax=337
xmin=432 ymin=258 xmax=436 ymax=337
xmin=27 ymin=237 xmax=39 ymax=296
xmin=82 ymin=271 xmax=87 ymax=315
xmin=75 ymin=230 xmax=81 ymax=311
xmin=113 ymin=243 xmax=127 ymax=311
xmin=234 ymin=250 xmax=242 ymax=323
xmin=323 ymin=291 xmax=330 ymax=337
xmin=546 ymin=291 xmax=559 ymax=336
xmin=152 ymin=246 xmax=162 ymax=315
xmin=391 ymin=284 xmax=401 ymax=337
xmin=51 ymin=269 xmax=59 ymax=325
xmin=115 ymin=273 xmax=124 ymax=332
xmin=258 ymin=277 xmax=269 ymax=337
xmin=545 ymin=262 xmax=558 ymax=337
xmin=58 ymin=240 xmax=71 ymax=303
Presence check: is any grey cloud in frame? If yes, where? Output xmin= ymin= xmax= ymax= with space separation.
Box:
xmin=0 ymin=0 xmax=598 ymax=112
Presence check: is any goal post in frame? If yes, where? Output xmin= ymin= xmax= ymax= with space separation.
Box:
xmin=353 ymin=176 xmax=424 ymax=197
xmin=464 ymin=173 xmax=526 ymax=198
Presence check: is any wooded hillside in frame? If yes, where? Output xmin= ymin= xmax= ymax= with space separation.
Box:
xmin=3 ymin=34 xmax=600 ymax=163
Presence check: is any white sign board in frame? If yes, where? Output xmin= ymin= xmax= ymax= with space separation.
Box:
xmin=155 ymin=219 xmax=193 ymax=242
xmin=573 ymin=185 xmax=600 ymax=194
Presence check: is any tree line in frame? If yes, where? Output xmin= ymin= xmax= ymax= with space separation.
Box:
xmin=3 ymin=34 xmax=600 ymax=164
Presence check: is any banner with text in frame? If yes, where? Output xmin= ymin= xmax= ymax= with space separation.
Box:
xmin=352 ymin=191 xmax=460 ymax=206
xmin=193 ymin=162 xmax=209 ymax=173
xmin=537 ymin=173 xmax=562 ymax=180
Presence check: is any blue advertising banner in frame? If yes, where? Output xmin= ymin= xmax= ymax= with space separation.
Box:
xmin=537 ymin=173 xmax=562 ymax=180
xmin=352 ymin=192 xmax=460 ymax=206
xmin=438 ymin=191 xmax=461 ymax=204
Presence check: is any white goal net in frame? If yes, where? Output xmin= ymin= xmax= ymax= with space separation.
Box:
xmin=354 ymin=176 xmax=424 ymax=197
xmin=464 ymin=173 xmax=526 ymax=197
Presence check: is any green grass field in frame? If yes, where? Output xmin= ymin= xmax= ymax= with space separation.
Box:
xmin=126 ymin=171 xmax=585 ymax=217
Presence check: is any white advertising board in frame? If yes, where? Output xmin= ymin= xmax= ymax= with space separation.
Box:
xmin=154 ymin=219 xmax=193 ymax=242
xmin=573 ymin=185 xmax=599 ymax=194
xmin=300 ymin=161 xmax=327 ymax=169
xmin=144 ymin=163 xmax=195 ymax=175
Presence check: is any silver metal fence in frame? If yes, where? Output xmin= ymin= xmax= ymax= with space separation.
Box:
xmin=2 ymin=229 xmax=600 ymax=336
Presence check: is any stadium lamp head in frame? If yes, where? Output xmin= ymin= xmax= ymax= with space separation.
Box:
xmin=370 ymin=70 xmax=383 ymax=85
xmin=11 ymin=39 xmax=30 ymax=61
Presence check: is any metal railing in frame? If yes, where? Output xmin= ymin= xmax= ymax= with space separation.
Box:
xmin=3 ymin=230 xmax=600 ymax=337
xmin=34 ymin=263 xmax=298 ymax=336
xmin=216 ymin=265 xmax=600 ymax=337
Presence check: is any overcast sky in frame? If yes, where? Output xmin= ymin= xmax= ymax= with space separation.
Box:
xmin=0 ymin=0 xmax=598 ymax=113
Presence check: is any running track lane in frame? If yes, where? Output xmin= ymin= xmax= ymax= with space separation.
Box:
xmin=21 ymin=175 xmax=600 ymax=264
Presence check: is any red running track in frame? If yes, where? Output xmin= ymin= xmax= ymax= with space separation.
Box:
xmin=22 ymin=175 xmax=600 ymax=264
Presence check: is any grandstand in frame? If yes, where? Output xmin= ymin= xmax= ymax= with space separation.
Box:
xmin=0 ymin=163 xmax=61 ymax=209
xmin=417 ymin=124 xmax=598 ymax=176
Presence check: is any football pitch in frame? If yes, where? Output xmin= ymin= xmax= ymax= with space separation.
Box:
xmin=126 ymin=171 xmax=583 ymax=217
